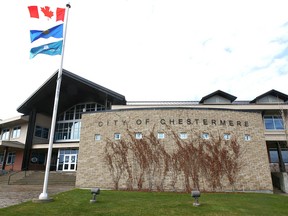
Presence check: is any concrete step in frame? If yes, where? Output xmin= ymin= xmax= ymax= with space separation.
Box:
xmin=6 ymin=171 xmax=76 ymax=186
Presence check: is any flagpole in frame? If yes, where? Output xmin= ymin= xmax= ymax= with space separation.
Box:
xmin=38 ymin=3 xmax=71 ymax=201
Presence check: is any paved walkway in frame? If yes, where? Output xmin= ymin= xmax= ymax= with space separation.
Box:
xmin=0 ymin=185 xmax=74 ymax=208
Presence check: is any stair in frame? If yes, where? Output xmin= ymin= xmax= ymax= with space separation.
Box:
xmin=3 ymin=171 xmax=76 ymax=186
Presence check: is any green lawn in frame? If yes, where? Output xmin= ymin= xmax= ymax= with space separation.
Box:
xmin=1 ymin=189 xmax=288 ymax=216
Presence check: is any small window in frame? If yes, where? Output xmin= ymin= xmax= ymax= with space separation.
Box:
xmin=0 ymin=153 xmax=4 ymax=164
xmin=224 ymin=133 xmax=231 ymax=140
xmin=6 ymin=152 xmax=16 ymax=165
xmin=95 ymin=134 xmax=101 ymax=141
xmin=244 ymin=134 xmax=251 ymax=141
xmin=179 ymin=132 xmax=188 ymax=139
xmin=114 ymin=133 xmax=121 ymax=140
xmin=35 ymin=126 xmax=49 ymax=139
xmin=1 ymin=129 xmax=10 ymax=140
xmin=157 ymin=132 xmax=165 ymax=139
xmin=202 ymin=133 xmax=209 ymax=140
xmin=12 ymin=126 xmax=21 ymax=138
xmin=135 ymin=133 xmax=142 ymax=139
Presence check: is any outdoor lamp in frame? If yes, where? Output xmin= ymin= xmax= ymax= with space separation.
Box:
xmin=191 ymin=190 xmax=200 ymax=206
xmin=90 ymin=188 xmax=100 ymax=203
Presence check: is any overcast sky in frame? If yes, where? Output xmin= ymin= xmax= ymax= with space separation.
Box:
xmin=1 ymin=0 xmax=288 ymax=119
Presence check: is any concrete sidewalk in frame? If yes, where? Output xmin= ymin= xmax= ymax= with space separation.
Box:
xmin=0 ymin=185 xmax=74 ymax=208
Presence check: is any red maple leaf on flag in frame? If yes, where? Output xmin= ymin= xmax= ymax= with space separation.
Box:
xmin=41 ymin=6 xmax=54 ymax=19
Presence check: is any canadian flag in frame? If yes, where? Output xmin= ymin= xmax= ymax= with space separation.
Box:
xmin=28 ymin=6 xmax=65 ymax=22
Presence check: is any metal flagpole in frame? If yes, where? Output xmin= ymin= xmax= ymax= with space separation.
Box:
xmin=39 ymin=3 xmax=71 ymax=200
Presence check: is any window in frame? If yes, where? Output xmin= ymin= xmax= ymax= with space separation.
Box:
xmin=1 ymin=129 xmax=10 ymax=140
xmin=12 ymin=126 xmax=21 ymax=138
xmin=135 ymin=133 xmax=142 ymax=139
xmin=157 ymin=132 xmax=165 ymax=139
xmin=224 ymin=133 xmax=231 ymax=140
xmin=55 ymin=102 xmax=105 ymax=141
xmin=202 ymin=133 xmax=209 ymax=140
xmin=95 ymin=134 xmax=101 ymax=141
xmin=55 ymin=122 xmax=81 ymax=141
xmin=6 ymin=152 xmax=16 ymax=165
xmin=179 ymin=132 xmax=188 ymax=139
xmin=57 ymin=149 xmax=79 ymax=171
xmin=114 ymin=133 xmax=121 ymax=140
xmin=35 ymin=126 xmax=49 ymax=139
xmin=0 ymin=153 xmax=4 ymax=165
xmin=30 ymin=152 xmax=46 ymax=164
xmin=244 ymin=134 xmax=251 ymax=141
xmin=269 ymin=149 xmax=288 ymax=163
xmin=264 ymin=115 xmax=284 ymax=130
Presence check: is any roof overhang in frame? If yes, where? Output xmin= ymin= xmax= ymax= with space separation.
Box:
xmin=17 ymin=69 xmax=126 ymax=116
xmin=0 ymin=140 xmax=25 ymax=149
xmin=0 ymin=115 xmax=29 ymax=128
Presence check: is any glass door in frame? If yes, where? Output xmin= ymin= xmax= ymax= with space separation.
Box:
xmin=63 ymin=154 xmax=77 ymax=171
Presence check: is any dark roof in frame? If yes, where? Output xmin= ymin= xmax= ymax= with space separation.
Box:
xmin=17 ymin=69 xmax=126 ymax=116
xmin=250 ymin=89 xmax=288 ymax=103
xmin=199 ymin=90 xmax=237 ymax=104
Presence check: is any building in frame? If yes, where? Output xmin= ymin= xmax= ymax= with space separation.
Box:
xmin=0 ymin=69 xmax=287 ymax=193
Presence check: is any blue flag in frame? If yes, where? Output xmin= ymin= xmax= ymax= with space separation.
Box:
xmin=30 ymin=40 xmax=63 ymax=59
xmin=30 ymin=24 xmax=63 ymax=43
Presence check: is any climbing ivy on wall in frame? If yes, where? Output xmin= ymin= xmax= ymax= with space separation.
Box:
xmin=104 ymin=125 xmax=243 ymax=192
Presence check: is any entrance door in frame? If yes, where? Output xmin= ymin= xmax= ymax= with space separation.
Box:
xmin=63 ymin=154 xmax=77 ymax=171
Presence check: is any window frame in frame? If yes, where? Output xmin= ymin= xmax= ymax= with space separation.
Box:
xmin=1 ymin=128 xmax=10 ymax=140
xmin=35 ymin=125 xmax=49 ymax=139
xmin=95 ymin=134 xmax=101 ymax=141
xmin=12 ymin=126 xmax=21 ymax=139
xmin=157 ymin=132 xmax=165 ymax=139
xmin=135 ymin=132 xmax=143 ymax=140
xmin=244 ymin=134 xmax=251 ymax=141
xmin=179 ymin=132 xmax=188 ymax=140
xmin=114 ymin=133 xmax=121 ymax=140
xmin=202 ymin=133 xmax=209 ymax=140
xmin=223 ymin=133 xmax=231 ymax=140
xmin=6 ymin=152 xmax=16 ymax=165
xmin=264 ymin=115 xmax=284 ymax=130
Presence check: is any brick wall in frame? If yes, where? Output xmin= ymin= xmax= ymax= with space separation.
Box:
xmin=76 ymin=108 xmax=273 ymax=192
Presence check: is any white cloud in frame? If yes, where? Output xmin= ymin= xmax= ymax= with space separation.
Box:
xmin=1 ymin=0 xmax=288 ymax=119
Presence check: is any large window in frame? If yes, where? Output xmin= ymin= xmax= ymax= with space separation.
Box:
xmin=264 ymin=115 xmax=284 ymax=130
xmin=55 ymin=102 xmax=105 ymax=141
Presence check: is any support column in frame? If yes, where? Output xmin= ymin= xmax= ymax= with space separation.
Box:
xmin=22 ymin=109 xmax=37 ymax=170
xmin=2 ymin=147 xmax=8 ymax=170
xmin=277 ymin=142 xmax=286 ymax=172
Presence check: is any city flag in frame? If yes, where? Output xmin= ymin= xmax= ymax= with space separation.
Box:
xmin=28 ymin=6 xmax=65 ymax=21
xmin=30 ymin=24 xmax=63 ymax=43
xmin=30 ymin=40 xmax=63 ymax=59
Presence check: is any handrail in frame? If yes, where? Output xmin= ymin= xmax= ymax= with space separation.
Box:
xmin=8 ymin=169 xmax=27 ymax=185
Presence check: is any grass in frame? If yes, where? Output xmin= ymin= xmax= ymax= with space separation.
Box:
xmin=1 ymin=189 xmax=288 ymax=216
